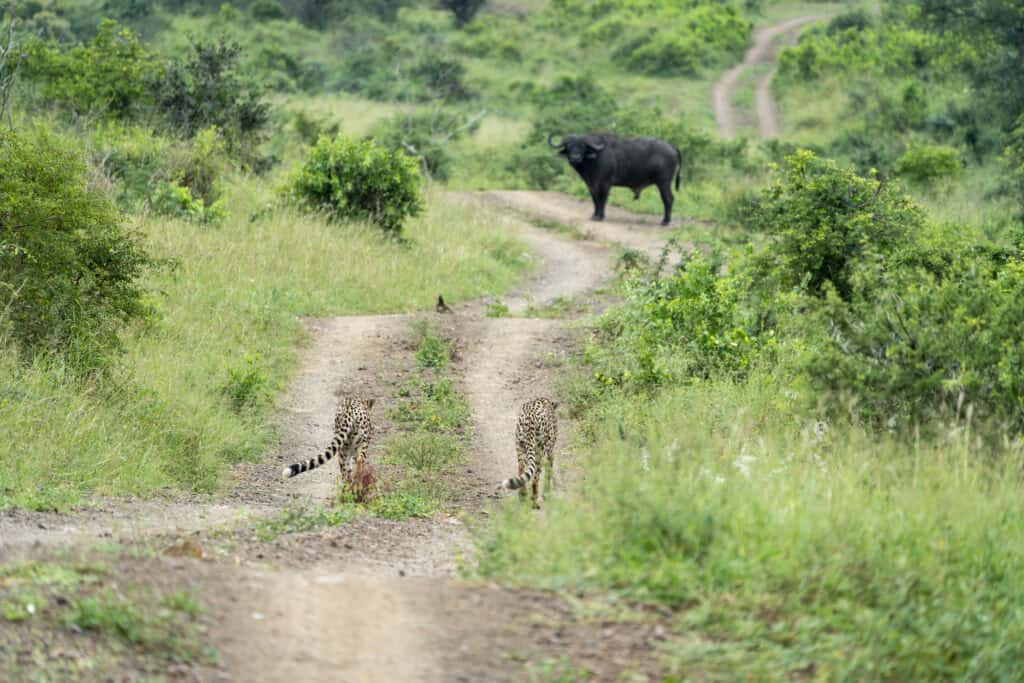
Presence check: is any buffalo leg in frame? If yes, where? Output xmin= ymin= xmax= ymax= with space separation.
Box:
xmin=657 ymin=182 xmax=673 ymax=226
xmin=586 ymin=185 xmax=601 ymax=221
xmin=593 ymin=185 xmax=609 ymax=221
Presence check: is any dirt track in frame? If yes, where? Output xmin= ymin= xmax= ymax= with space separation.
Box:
xmin=1 ymin=191 xmax=679 ymax=682
xmin=712 ymin=15 xmax=826 ymax=139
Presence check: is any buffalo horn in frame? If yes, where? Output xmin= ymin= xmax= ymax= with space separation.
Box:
xmin=586 ymin=139 xmax=605 ymax=151
xmin=547 ymin=133 xmax=565 ymax=149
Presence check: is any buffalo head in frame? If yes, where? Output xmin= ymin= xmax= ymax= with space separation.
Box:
xmin=549 ymin=134 xmax=605 ymax=166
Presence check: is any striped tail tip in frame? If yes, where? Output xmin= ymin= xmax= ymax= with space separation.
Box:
xmin=282 ymin=466 xmax=297 ymax=479
xmin=502 ymin=477 xmax=523 ymax=490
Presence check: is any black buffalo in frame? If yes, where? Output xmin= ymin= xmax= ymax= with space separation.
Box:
xmin=549 ymin=133 xmax=682 ymax=225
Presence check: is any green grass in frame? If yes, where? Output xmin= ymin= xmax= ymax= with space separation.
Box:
xmin=0 ymin=187 xmax=527 ymax=510
xmin=63 ymin=590 xmax=208 ymax=662
xmin=253 ymin=504 xmax=354 ymax=541
xmin=1 ymin=560 xmax=210 ymax=670
xmin=366 ymin=321 xmax=471 ymax=519
xmin=476 ymin=375 xmax=1024 ymax=680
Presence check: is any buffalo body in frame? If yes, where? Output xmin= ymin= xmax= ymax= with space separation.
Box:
xmin=550 ymin=133 xmax=682 ymax=225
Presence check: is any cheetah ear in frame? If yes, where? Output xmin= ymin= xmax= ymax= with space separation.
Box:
xmin=366 ymin=398 xmax=376 ymax=410
xmin=552 ymin=401 xmax=559 ymax=410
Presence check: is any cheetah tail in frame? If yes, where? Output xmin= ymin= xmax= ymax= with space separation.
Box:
xmin=282 ymin=434 xmax=344 ymax=479
xmin=501 ymin=455 xmax=538 ymax=490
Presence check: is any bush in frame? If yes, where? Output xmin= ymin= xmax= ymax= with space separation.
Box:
xmin=606 ymin=4 xmax=751 ymax=77
xmin=285 ymin=135 xmax=424 ymax=236
xmin=155 ymin=37 xmax=270 ymax=154
xmin=584 ymin=251 xmax=761 ymax=393
xmin=0 ymin=126 xmax=154 ymax=371
xmin=743 ymin=150 xmax=926 ymax=300
xmin=799 ymin=252 xmax=1024 ymax=431
xmin=894 ymin=143 xmax=962 ymax=184
xmin=21 ymin=19 xmax=162 ymax=119
xmin=149 ymin=180 xmax=226 ymax=225
xmin=410 ymin=54 xmax=472 ymax=101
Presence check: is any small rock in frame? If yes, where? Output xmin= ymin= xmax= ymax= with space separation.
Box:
xmin=251 ymin=612 xmax=265 ymax=620
xmin=398 ymin=569 xmax=406 ymax=577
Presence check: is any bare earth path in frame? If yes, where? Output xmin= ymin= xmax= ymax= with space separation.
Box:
xmin=712 ymin=15 xmax=827 ymax=139
xmin=2 ymin=192 xmax=678 ymax=681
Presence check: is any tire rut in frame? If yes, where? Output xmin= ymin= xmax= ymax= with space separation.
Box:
xmin=712 ymin=15 xmax=827 ymax=139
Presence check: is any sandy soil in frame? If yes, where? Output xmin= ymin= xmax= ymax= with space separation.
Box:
xmin=1 ymin=192 xmax=683 ymax=682
xmin=712 ymin=15 xmax=828 ymax=139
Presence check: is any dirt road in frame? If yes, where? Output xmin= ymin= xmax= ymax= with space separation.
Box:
xmin=1 ymin=191 xmax=678 ymax=681
xmin=711 ymin=15 xmax=826 ymax=139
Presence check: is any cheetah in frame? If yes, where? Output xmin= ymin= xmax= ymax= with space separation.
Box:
xmin=282 ymin=397 xmax=374 ymax=482
xmin=500 ymin=397 xmax=558 ymax=508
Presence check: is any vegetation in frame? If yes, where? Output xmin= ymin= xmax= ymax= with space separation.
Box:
xmin=5 ymin=0 xmax=1024 ymax=677
xmin=0 ymin=125 xmax=156 ymax=372
xmin=0 ymin=560 xmax=211 ymax=672
xmin=374 ymin=321 xmax=470 ymax=517
xmin=1 ymin=192 xmax=524 ymax=510
xmin=285 ymin=135 xmax=424 ymax=236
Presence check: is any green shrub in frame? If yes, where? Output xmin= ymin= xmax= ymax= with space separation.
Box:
xmin=250 ymin=0 xmax=287 ymax=21
xmin=220 ymin=353 xmax=271 ymax=412
xmin=798 ymin=253 xmax=1024 ymax=431
xmin=155 ymin=37 xmax=270 ymax=153
xmin=411 ymin=54 xmax=472 ymax=102
xmin=160 ymin=126 xmax=231 ymax=208
xmin=285 ymin=135 xmax=423 ymax=236
xmin=743 ymin=150 xmax=926 ymax=300
xmin=150 ymin=180 xmax=226 ymax=225
xmin=597 ymin=3 xmax=751 ymax=77
xmin=586 ymin=252 xmax=760 ymax=393
xmin=89 ymin=122 xmax=173 ymax=210
xmin=894 ymin=143 xmax=962 ymax=184
xmin=0 ymin=126 xmax=155 ymax=371
xmin=21 ymin=19 xmax=161 ymax=119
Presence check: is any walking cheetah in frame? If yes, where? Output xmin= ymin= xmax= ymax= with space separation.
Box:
xmin=500 ymin=397 xmax=558 ymax=508
xmin=282 ymin=397 xmax=374 ymax=481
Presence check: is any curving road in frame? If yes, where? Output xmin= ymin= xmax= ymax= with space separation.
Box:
xmin=712 ymin=15 xmax=827 ymax=139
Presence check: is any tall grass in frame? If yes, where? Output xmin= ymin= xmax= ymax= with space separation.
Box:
xmin=0 ymin=185 xmax=527 ymax=510
xmin=476 ymin=378 xmax=1024 ymax=679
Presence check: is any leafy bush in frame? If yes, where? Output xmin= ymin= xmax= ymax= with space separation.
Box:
xmin=553 ymin=2 xmax=751 ymax=77
xmin=0 ymin=126 xmax=154 ymax=371
xmin=743 ymin=150 xmax=926 ymax=300
xmin=894 ymin=143 xmax=962 ymax=184
xmin=586 ymin=252 xmax=760 ymax=393
xmin=411 ymin=54 xmax=472 ymax=102
xmin=21 ymin=19 xmax=161 ymax=119
xmin=150 ymin=180 xmax=226 ymax=225
xmin=798 ymin=254 xmax=1024 ymax=430
xmin=285 ymin=135 xmax=423 ymax=236
xmin=155 ymin=37 xmax=270 ymax=153
xmin=220 ymin=353 xmax=271 ymax=412
xmin=159 ymin=126 xmax=231 ymax=208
